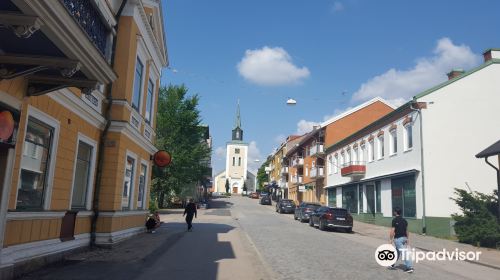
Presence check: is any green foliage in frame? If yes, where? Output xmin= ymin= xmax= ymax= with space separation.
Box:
xmin=152 ymin=85 xmax=212 ymax=207
xmin=256 ymin=156 xmax=272 ymax=190
xmin=225 ymin=179 xmax=230 ymax=193
xmin=148 ymin=198 xmax=158 ymax=213
xmin=451 ymin=188 xmax=500 ymax=248
xmin=243 ymin=182 xmax=248 ymax=192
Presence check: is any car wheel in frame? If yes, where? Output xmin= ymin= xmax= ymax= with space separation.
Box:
xmin=319 ymin=220 xmax=326 ymax=231
xmin=309 ymin=218 xmax=314 ymax=227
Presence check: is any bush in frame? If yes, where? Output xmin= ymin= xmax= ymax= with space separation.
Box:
xmin=149 ymin=199 xmax=159 ymax=213
xmin=451 ymin=188 xmax=500 ymax=248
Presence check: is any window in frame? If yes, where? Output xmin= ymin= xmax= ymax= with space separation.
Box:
xmin=340 ymin=153 xmax=344 ymax=166
xmin=132 ymin=58 xmax=144 ymax=111
xmin=390 ymin=129 xmax=398 ymax=155
xmin=235 ymin=148 xmax=240 ymax=154
xmin=327 ymin=156 xmax=332 ymax=174
xmin=352 ymin=147 xmax=358 ymax=163
xmin=360 ymin=144 xmax=365 ymax=162
xmin=238 ymin=157 xmax=241 ymax=166
xmin=232 ymin=157 xmax=235 ymax=166
xmin=17 ymin=118 xmax=54 ymax=209
xmin=345 ymin=149 xmax=350 ymax=164
xmin=342 ymin=185 xmax=358 ymax=213
xmin=305 ymin=165 xmax=309 ymax=177
xmin=137 ymin=164 xmax=147 ymax=209
xmin=334 ymin=155 xmax=338 ymax=173
xmin=368 ymin=140 xmax=374 ymax=162
xmin=404 ymin=124 xmax=413 ymax=150
xmin=391 ymin=176 xmax=416 ymax=218
xmin=377 ymin=136 xmax=384 ymax=159
xmin=122 ymin=156 xmax=135 ymax=209
xmin=328 ymin=188 xmax=336 ymax=207
xmin=71 ymin=141 xmax=93 ymax=209
xmin=145 ymin=79 xmax=154 ymax=124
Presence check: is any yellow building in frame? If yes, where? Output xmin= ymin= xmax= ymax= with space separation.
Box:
xmin=0 ymin=0 xmax=168 ymax=278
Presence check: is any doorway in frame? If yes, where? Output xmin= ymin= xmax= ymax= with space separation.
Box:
xmin=232 ymin=187 xmax=238 ymax=193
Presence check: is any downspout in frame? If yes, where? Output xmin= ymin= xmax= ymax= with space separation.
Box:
xmin=91 ymin=0 xmax=129 ymax=247
xmin=410 ymin=100 xmax=427 ymax=235
xmin=483 ymin=156 xmax=500 ymax=224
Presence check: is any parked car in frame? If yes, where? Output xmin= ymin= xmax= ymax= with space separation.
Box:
xmin=275 ymin=199 xmax=296 ymax=214
xmin=260 ymin=195 xmax=272 ymax=205
xmin=308 ymin=207 xmax=353 ymax=232
xmin=294 ymin=202 xmax=321 ymax=222
xmin=250 ymin=192 xmax=259 ymax=199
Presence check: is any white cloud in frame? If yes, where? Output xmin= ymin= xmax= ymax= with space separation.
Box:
xmin=237 ymin=46 xmax=310 ymax=86
xmin=352 ymin=38 xmax=481 ymax=105
xmin=296 ymin=119 xmax=320 ymax=135
xmin=247 ymin=141 xmax=263 ymax=172
xmin=332 ymin=1 xmax=344 ymax=13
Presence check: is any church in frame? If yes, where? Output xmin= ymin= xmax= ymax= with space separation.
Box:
xmin=214 ymin=102 xmax=256 ymax=194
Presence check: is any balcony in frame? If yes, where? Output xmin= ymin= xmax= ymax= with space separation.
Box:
xmin=291 ymin=175 xmax=303 ymax=185
xmin=340 ymin=161 xmax=366 ymax=177
xmin=291 ymin=157 xmax=304 ymax=168
xmin=310 ymin=143 xmax=325 ymax=158
xmin=0 ymin=0 xmax=117 ymax=95
xmin=310 ymin=166 xmax=325 ymax=179
xmin=281 ymin=166 xmax=289 ymax=174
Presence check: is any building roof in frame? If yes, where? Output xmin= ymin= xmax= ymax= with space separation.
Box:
xmin=476 ymin=139 xmax=500 ymax=158
xmin=234 ymin=100 xmax=241 ymax=129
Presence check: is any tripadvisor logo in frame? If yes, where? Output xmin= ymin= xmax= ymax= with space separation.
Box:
xmin=375 ymin=244 xmax=397 ymax=267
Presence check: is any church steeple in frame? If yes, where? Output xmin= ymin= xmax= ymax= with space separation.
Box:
xmin=232 ymin=100 xmax=243 ymax=141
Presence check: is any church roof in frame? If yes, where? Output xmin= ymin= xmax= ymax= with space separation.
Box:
xmin=234 ymin=100 xmax=242 ymax=129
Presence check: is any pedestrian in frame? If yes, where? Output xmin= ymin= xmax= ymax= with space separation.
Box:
xmin=183 ymin=198 xmax=197 ymax=232
xmin=388 ymin=207 xmax=414 ymax=273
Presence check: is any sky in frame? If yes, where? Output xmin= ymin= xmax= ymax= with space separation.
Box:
xmin=161 ymin=0 xmax=500 ymax=174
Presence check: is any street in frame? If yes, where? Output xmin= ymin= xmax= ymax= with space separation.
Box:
xmin=19 ymin=196 xmax=500 ymax=280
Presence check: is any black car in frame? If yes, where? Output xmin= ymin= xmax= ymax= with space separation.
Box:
xmin=294 ymin=202 xmax=321 ymax=222
xmin=275 ymin=199 xmax=296 ymax=214
xmin=309 ymin=207 xmax=353 ymax=232
xmin=259 ymin=195 xmax=272 ymax=205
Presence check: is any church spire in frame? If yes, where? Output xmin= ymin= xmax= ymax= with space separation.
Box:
xmin=232 ymin=100 xmax=243 ymax=141
xmin=234 ymin=99 xmax=241 ymax=129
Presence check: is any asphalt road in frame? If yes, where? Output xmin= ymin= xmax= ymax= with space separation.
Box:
xmin=230 ymin=196 xmax=499 ymax=280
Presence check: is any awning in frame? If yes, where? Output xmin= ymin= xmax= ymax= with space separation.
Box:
xmin=324 ymin=169 xmax=418 ymax=189
xmin=476 ymin=140 xmax=500 ymax=158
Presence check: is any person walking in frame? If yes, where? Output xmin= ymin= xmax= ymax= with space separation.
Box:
xmin=389 ymin=207 xmax=414 ymax=273
xmin=183 ymin=199 xmax=197 ymax=232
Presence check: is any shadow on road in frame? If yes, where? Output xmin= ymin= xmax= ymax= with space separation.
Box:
xmin=17 ymin=222 xmax=237 ymax=280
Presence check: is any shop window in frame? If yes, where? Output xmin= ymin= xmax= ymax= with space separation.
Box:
xmin=342 ymin=185 xmax=358 ymax=214
xmin=375 ymin=181 xmax=381 ymax=213
xmin=17 ymin=118 xmax=54 ymax=209
xmin=391 ymin=176 xmax=416 ymax=218
xmin=358 ymin=185 xmax=364 ymax=213
xmin=328 ymin=189 xmax=336 ymax=207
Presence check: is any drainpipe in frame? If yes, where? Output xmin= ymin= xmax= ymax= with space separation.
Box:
xmin=90 ymin=0 xmax=129 ymax=248
xmin=483 ymin=156 xmax=500 ymax=224
xmin=410 ymin=100 xmax=427 ymax=235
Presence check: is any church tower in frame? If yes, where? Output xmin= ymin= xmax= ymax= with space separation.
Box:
xmin=224 ymin=101 xmax=249 ymax=194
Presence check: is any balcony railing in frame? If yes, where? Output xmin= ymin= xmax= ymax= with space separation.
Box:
xmin=340 ymin=161 xmax=366 ymax=177
xmin=310 ymin=143 xmax=325 ymax=157
xmin=291 ymin=175 xmax=303 ymax=185
xmin=281 ymin=166 xmax=289 ymax=174
xmin=62 ymin=0 xmax=109 ymax=56
xmin=310 ymin=166 xmax=325 ymax=179
xmin=291 ymin=157 xmax=304 ymax=167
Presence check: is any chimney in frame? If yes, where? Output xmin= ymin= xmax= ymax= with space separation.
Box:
xmin=446 ymin=69 xmax=465 ymax=80
xmin=483 ymin=48 xmax=500 ymax=62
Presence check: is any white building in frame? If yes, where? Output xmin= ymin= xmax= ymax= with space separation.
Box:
xmin=214 ymin=102 xmax=255 ymax=194
xmin=325 ymin=49 xmax=500 ymax=237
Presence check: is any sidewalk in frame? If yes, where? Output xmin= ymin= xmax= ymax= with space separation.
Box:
xmin=353 ymin=220 xmax=500 ymax=270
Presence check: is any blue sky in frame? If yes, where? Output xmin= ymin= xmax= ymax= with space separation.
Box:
xmin=161 ymin=0 xmax=500 ymax=174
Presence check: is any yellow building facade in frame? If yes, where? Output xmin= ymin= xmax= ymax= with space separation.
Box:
xmin=0 ymin=0 xmax=167 ymax=278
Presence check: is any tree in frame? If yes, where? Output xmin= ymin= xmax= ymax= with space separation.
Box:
xmin=451 ymin=188 xmax=500 ymax=248
xmin=256 ymin=156 xmax=272 ymax=191
xmin=225 ymin=179 xmax=230 ymax=193
xmin=152 ymin=85 xmax=211 ymax=208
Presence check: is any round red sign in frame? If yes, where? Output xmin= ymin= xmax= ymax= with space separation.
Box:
xmin=153 ymin=150 xmax=172 ymax=167
xmin=0 ymin=111 xmax=15 ymax=141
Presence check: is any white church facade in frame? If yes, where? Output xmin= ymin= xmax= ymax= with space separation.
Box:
xmin=214 ymin=103 xmax=256 ymax=194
